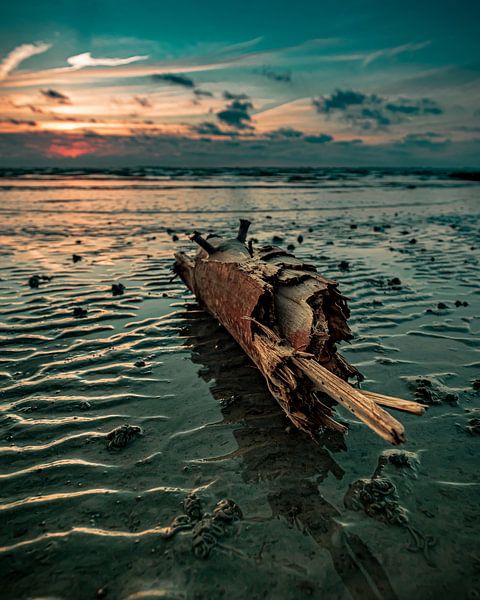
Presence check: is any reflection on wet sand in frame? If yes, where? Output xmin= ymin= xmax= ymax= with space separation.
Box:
xmin=183 ymin=304 xmax=398 ymax=600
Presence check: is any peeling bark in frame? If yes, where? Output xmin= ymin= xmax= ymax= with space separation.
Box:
xmin=174 ymin=221 xmax=425 ymax=444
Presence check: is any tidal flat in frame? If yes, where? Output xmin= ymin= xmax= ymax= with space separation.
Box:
xmin=0 ymin=167 xmax=479 ymax=599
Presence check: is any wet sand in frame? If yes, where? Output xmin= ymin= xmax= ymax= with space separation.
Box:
xmin=0 ymin=168 xmax=479 ymax=599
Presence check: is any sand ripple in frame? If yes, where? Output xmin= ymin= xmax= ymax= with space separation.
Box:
xmin=0 ymin=171 xmax=479 ymax=599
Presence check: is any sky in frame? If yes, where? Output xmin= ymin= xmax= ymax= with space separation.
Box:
xmin=0 ymin=0 xmax=479 ymax=167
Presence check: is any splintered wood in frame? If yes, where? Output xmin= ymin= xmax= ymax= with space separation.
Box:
xmin=174 ymin=220 xmax=425 ymax=444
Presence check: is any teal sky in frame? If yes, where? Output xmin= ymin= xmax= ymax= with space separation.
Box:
xmin=0 ymin=0 xmax=479 ymax=166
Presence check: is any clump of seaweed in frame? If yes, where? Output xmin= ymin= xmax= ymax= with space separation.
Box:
xmin=373 ymin=449 xmax=420 ymax=479
xmin=344 ymin=477 xmax=408 ymax=526
xmin=192 ymin=514 xmax=226 ymax=559
xmin=406 ymin=376 xmax=459 ymax=406
xmin=183 ymin=492 xmax=203 ymax=521
xmin=213 ymin=498 xmax=243 ymax=522
xmin=106 ymin=424 xmax=142 ymax=450
xmin=345 ymin=452 xmax=436 ymax=565
xmin=159 ymin=493 xmax=243 ymax=559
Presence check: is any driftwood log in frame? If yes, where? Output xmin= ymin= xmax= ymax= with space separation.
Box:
xmin=174 ymin=219 xmax=425 ymax=445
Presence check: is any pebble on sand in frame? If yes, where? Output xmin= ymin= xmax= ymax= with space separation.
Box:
xmin=388 ymin=277 xmax=402 ymax=286
xmin=111 ymin=283 xmax=125 ymax=296
xmin=28 ymin=274 xmax=52 ymax=288
xmin=72 ymin=306 xmax=87 ymax=318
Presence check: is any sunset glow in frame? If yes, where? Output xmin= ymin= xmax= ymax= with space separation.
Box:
xmin=0 ymin=2 xmax=479 ymax=166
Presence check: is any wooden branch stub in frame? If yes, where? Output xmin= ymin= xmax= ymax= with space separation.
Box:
xmin=237 ymin=219 xmax=251 ymax=243
xmin=190 ymin=231 xmax=216 ymax=255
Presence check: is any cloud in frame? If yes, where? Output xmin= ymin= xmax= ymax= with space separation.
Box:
xmin=313 ymin=89 xmax=444 ymax=130
xmin=397 ymin=132 xmax=450 ymax=148
xmin=0 ymin=42 xmax=51 ymax=80
xmin=2 ymin=130 xmax=478 ymax=168
xmin=454 ymin=125 xmax=480 ymax=132
xmin=151 ymin=73 xmax=195 ymax=87
xmin=194 ymin=89 xmax=214 ymax=98
xmin=67 ymin=52 xmax=148 ymax=69
xmin=313 ymin=89 xmax=368 ymax=112
xmin=260 ymin=67 xmax=292 ymax=83
xmin=190 ymin=122 xmax=238 ymax=137
xmin=51 ymin=115 xmax=95 ymax=123
xmin=359 ymin=107 xmax=391 ymax=127
xmin=385 ymin=98 xmax=443 ymax=115
xmin=133 ymin=95 xmax=152 ymax=108
xmin=304 ymin=133 xmax=333 ymax=143
xmin=217 ymin=98 xmax=254 ymax=129
xmin=266 ymin=127 xmax=304 ymax=139
xmin=223 ymin=91 xmax=250 ymax=100
xmin=0 ymin=117 xmax=37 ymax=126
xmin=40 ymin=89 xmax=71 ymax=104
xmin=14 ymin=103 xmax=45 ymax=114
xmin=265 ymin=128 xmax=333 ymax=143
xmin=363 ymin=41 xmax=431 ymax=66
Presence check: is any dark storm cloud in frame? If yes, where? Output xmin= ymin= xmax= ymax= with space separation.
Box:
xmin=260 ymin=67 xmax=292 ymax=83
xmin=266 ymin=127 xmax=304 ymax=139
xmin=313 ymin=89 xmax=444 ymax=130
xmin=313 ymin=89 xmax=368 ymax=113
xmin=304 ymin=133 xmax=333 ymax=143
xmin=40 ymin=89 xmax=71 ymax=104
xmin=217 ymin=98 xmax=253 ymax=129
xmin=151 ymin=73 xmax=195 ymax=87
xmin=194 ymin=89 xmax=214 ymax=98
xmin=385 ymin=98 xmax=443 ymax=115
xmin=360 ymin=108 xmax=391 ymax=127
xmin=0 ymin=117 xmax=37 ymax=126
xmin=397 ymin=132 xmax=450 ymax=148
xmin=265 ymin=128 xmax=333 ymax=143
xmin=134 ymin=95 xmax=152 ymax=108
xmin=222 ymin=91 xmax=250 ymax=100
xmin=190 ymin=122 xmax=238 ymax=137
